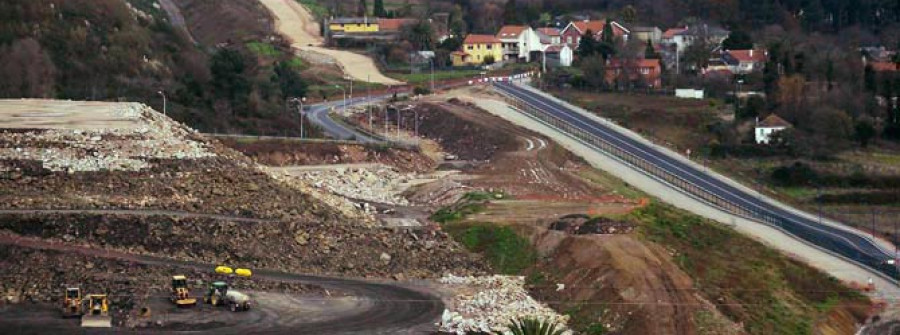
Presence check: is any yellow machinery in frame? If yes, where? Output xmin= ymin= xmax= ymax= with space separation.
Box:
xmin=170 ymin=275 xmax=197 ymax=307
xmin=81 ymin=294 xmax=111 ymax=328
xmin=61 ymin=287 xmax=82 ymax=318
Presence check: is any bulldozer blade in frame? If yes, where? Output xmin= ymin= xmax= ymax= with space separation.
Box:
xmin=81 ymin=315 xmax=112 ymax=328
xmin=175 ymin=298 xmax=197 ymax=307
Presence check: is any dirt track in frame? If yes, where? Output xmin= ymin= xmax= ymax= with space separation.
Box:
xmin=0 ymin=233 xmax=442 ymax=334
xmin=257 ymin=0 xmax=404 ymax=85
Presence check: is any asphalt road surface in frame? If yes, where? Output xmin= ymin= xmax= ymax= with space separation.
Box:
xmin=494 ymin=81 xmax=899 ymax=281
xmin=305 ymin=97 xmax=384 ymax=143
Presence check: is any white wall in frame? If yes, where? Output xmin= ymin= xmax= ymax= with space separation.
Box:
xmin=755 ymin=127 xmax=785 ymax=144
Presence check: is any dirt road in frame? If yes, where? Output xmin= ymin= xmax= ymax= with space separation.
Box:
xmin=257 ymin=0 xmax=404 ymax=85
xmin=0 ymin=233 xmax=442 ymax=334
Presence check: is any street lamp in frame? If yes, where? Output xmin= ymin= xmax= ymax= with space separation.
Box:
xmin=293 ymin=97 xmax=307 ymax=138
xmin=157 ymin=91 xmax=167 ymax=116
xmin=335 ymin=84 xmax=346 ymax=113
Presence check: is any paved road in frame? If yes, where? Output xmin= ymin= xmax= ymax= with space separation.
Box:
xmin=0 ymin=233 xmax=443 ymax=334
xmin=494 ymin=81 xmax=899 ymax=281
xmin=305 ymin=96 xmax=385 ymax=142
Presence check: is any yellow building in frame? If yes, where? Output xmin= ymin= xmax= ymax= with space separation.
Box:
xmin=452 ymin=34 xmax=503 ymax=66
xmin=328 ymin=17 xmax=380 ymax=33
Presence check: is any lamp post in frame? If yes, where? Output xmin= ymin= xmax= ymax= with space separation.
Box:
xmin=157 ymin=91 xmax=167 ymax=116
xmin=296 ymin=97 xmax=307 ymax=138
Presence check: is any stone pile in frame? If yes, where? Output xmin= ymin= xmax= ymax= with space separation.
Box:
xmin=296 ymin=166 xmax=412 ymax=205
xmin=438 ymin=274 xmax=570 ymax=335
xmin=0 ymin=103 xmax=215 ymax=172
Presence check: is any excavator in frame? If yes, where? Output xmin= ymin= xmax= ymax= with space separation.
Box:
xmin=170 ymin=275 xmax=197 ymax=307
xmin=80 ymin=294 xmax=111 ymax=328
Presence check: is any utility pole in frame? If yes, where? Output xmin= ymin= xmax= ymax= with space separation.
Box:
xmin=157 ymin=91 xmax=167 ymax=116
xmin=297 ymin=97 xmax=307 ymax=138
xmin=430 ymin=58 xmax=435 ymax=93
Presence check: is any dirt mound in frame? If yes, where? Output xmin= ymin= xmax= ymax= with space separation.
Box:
xmin=0 ymin=213 xmax=487 ymax=280
xmin=549 ymin=216 xmax=636 ymax=235
xmin=523 ymin=229 xmax=740 ymax=335
xmin=221 ymin=139 xmax=436 ymax=173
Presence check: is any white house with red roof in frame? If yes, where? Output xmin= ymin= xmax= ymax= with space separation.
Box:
xmin=755 ymin=114 xmax=792 ymax=144
xmin=560 ymin=19 xmax=630 ymax=48
xmin=536 ymin=27 xmax=562 ymax=45
xmin=496 ymin=25 xmax=542 ymax=62
xmin=543 ymin=44 xmax=573 ymax=67
xmin=723 ymin=49 xmax=767 ymax=73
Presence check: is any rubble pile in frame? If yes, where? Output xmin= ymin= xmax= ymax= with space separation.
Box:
xmin=0 ymin=104 xmax=215 ymax=172
xmin=549 ymin=216 xmax=636 ymax=235
xmin=438 ymin=274 xmax=570 ymax=335
xmin=221 ymin=139 xmax=437 ymax=173
xmin=296 ymin=166 xmax=412 ymax=205
xmin=0 ymin=213 xmax=488 ymax=279
xmin=0 ymin=245 xmax=319 ymax=327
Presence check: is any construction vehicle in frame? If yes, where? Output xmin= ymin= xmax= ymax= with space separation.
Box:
xmin=170 ymin=275 xmax=197 ymax=307
xmin=61 ymin=287 xmax=83 ymax=318
xmin=80 ymin=294 xmax=112 ymax=328
xmin=204 ymin=281 xmax=251 ymax=312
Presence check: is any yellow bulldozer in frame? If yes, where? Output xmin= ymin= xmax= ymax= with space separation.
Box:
xmin=170 ymin=275 xmax=197 ymax=307
xmin=80 ymin=294 xmax=112 ymax=328
xmin=61 ymin=287 xmax=82 ymax=318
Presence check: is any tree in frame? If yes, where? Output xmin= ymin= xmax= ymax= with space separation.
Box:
xmin=621 ymin=5 xmax=637 ymax=24
xmin=579 ymin=55 xmax=607 ymax=89
xmin=357 ymin=0 xmax=367 ymax=17
xmin=0 ymin=38 xmax=56 ymax=98
xmin=272 ymin=61 xmax=307 ymax=99
xmin=497 ymin=318 xmax=566 ymax=335
xmin=864 ymin=64 xmax=877 ymax=93
xmin=601 ymin=21 xmax=615 ymax=45
xmin=401 ymin=20 xmax=435 ymax=51
xmin=483 ymin=54 xmax=496 ymax=65
xmin=577 ymin=30 xmax=600 ymax=58
xmin=503 ymin=0 xmax=519 ymax=24
xmin=373 ymin=0 xmax=386 ymax=17
xmin=722 ymin=30 xmax=753 ymax=50
xmin=210 ymin=48 xmax=250 ymax=113
xmin=855 ymin=118 xmax=876 ymax=147
xmin=644 ymin=39 xmax=658 ymax=59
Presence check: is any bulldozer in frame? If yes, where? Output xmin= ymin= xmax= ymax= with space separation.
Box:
xmin=204 ymin=281 xmax=251 ymax=312
xmin=80 ymin=294 xmax=112 ymax=328
xmin=170 ymin=275 xmax=197 ymax=307
xmin=61 ymin=287 xmax=83 ymax=318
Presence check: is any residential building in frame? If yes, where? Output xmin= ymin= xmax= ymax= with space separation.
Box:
xmin=605 ymin=58 xmax=663 ymax=89
xmin=755 ymin=114 xmax=792 ymax=144
xmin=870 ymin=61 xmax=899 ymax=72
xmin=660 ymin=26 xmax=688 ymax=47
xmin=543 ymin=45 xmax=573 ymax=67
xmin=328 ymin=17 xmax=381 ymax=34
xmin=723 ymin=49 xmax=767 ymax=73
xmin=536 ymin=28 xmax=562 ymax=46
xmin=452 ymin=34 xmax=503 ymax=66
xmin=661 ymin=25 xmax=728 ymax=55
xmin=560 ymin=20 xmax=630 ymax=48
xmin=632 ymin=26 xmax=662 ymax=43
xmin=326 ymin=17 xmax=415 ymax=41
xmin=496 ymin=25 xmax=543 ymax=62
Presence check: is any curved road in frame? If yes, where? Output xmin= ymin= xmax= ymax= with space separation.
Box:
xmin=0 ymin=233 xmax=443 ymax=334
xmin=495 ymin=81 xmax=899 ymax=281
xmin=305 ymin=97 xmax=385 ymax=142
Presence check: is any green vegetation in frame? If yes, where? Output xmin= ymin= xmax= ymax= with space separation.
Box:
xmin=631 ymin=202 xmax=869 ymax=334
xmin=246 ymin=41 xmax=281 ymax=58
xmin=390 ymin=69 xmax=483 ymax=85
xmin=500 ymin=318 xmax=567 ymax=335
xmin=296 ymin=0 xmax=328 ymax=20
xmin=430 ymin=191 xmax=505 ymax=223
xmin=444 ymin=223 xmax=536 ymax=274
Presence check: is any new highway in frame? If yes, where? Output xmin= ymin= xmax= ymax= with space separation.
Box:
xmin=494 ymin=81 xmax=899 ymax=281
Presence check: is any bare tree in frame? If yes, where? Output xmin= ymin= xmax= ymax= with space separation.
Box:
xmin=0 ymin=38 xmax=56 ymax=98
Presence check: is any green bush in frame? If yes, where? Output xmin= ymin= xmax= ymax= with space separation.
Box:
xmin=448 ymin=224 xmax=536 ymax=274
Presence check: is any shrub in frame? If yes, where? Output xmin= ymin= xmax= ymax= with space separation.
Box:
xmin=770 ymin=162 xmax=818 ymax=187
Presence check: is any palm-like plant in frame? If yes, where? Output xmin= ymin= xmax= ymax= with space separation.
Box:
xmin=498 ymin=318 xmax=566 ymax=335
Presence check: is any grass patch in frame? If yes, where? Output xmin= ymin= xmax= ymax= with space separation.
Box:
xmin=443 ymin=222 xmax=537 ymax=274
xmin=246 ymin=41 xmax=281 ymax=57
xmin=430 ymin=191 xmax=505 ymax=223
xmin=296 ymin=0 xmax=328 ymax=20
xmin=286 ymin=57 xmax=306 ymax=70
xmin=631 ymin=202 xmax=869 ymax=334
xmin=390 ymin=69 xmax=484 ymax=84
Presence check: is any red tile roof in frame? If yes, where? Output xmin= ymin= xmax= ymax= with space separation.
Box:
xmin=544 ymin=45 xmax=566 ymax=53
xmin=871 ymin=61 xmax=899 ymax=72
xmin=572 ymin=20 xmax=607 ymax=34
xmin=663 ymin=27 xmax=688 ymax=39
xmin=497 ymin=25 xmax=528 ymax=38
xmin=758 ymin=114 xmax=792 ymax=128
xmin=378 ymin=18 xmax=416 ymax=31
xmin=727 ymin=49 xmax=767 ymax=63
xmin=536 ymin=27 xmax=560 ymax=36
xmin=464 ymin=34 xmax=501 ymax=44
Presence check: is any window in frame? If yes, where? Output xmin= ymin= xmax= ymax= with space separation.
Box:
xmin=467 ymin=45 xmax=474 ymax=51
xmin=487 ymin=44 xmax=492 ymax=50
xmin=567 ymin=36 xmax=572 ymax=44
xmin=641 ymin=68 xmax=650 ymax=75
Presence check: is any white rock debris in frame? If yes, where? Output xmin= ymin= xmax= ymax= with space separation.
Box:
xmin=295 ymin=166 xmax=411 ymax=205
xmin=0 ymin=103 xmax=215 ymax=172
xmin=438 ymin=274 xmax=571 ymax=335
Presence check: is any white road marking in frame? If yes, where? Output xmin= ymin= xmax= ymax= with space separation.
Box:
xmin=524 ymin=138 xmax=534 ymax=151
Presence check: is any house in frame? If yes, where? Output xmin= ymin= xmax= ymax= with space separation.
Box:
xmin=723 ymin=49 xmax=767 ymax=73
xmin=870 ymin=61 xmax=899 ymax=72
xmin=496 ymin=25 xmax=542 ymax=62
xmin=661 ymin=25 xmax=728 ymax=54
xmin=328 ymin=17 xmax=381 ymax=34
xmin=536 ymin=28 xmax=562 ymax=46
xmin=543 ymin=45 xmax=573 ymax=67
xmin=452 ymin=34 xmax=503 ymax=66
xmin=605 ymin=58 xmax=663 ymax=89
xmin=755 ymin=114 xmax=792 ymax=144
xmin=560 ymin=20 xmax=630 ymax=47
xmin=632 ymin=26 xmax=662 ymax=43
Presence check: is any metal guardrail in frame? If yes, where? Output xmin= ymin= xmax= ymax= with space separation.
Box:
xmin=495 ymin=84 xmax=900 ymax=282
